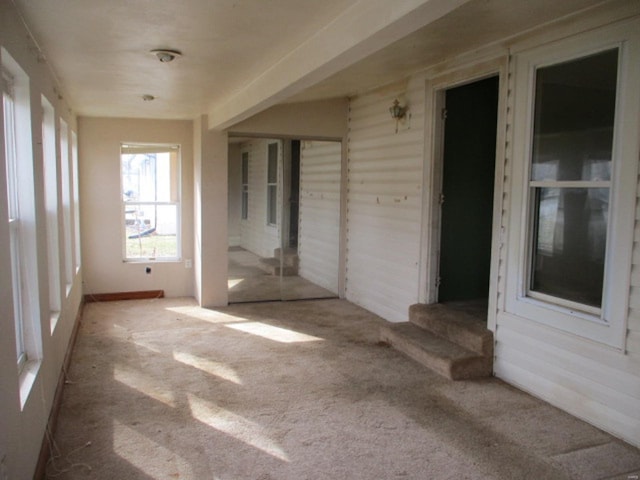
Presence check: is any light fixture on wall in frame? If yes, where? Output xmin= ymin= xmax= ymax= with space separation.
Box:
xmin=150 ymin=49 xmax=182 ymax=63
xmin=389 ymin=99 xmax=407 ymax=120
xmin=389 ymin=99 xmax=408 ymax=133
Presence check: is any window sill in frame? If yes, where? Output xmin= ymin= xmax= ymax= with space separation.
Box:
xmin=19 ymin=358 xmax=41 ymax=410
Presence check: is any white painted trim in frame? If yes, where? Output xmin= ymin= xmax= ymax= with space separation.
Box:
xmin=504 ymin=19 xmax=640 ymax=349
xmin=420 ymin=56 xmax=508 ymax=334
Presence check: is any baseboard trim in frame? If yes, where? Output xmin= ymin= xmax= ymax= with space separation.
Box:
xmin=83 ymin=290 xmax=165 ymax=303
xmin=33 ymin=302 xmax=84 ymax=480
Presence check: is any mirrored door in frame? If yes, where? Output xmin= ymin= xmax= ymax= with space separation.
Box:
xmin=227 ymin=137 xmax=341 ymax=303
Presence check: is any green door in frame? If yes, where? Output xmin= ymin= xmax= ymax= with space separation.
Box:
xmin=438 ymin=76 xmax=499 ymax=302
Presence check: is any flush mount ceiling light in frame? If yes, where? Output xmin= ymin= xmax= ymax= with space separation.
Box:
xmin=150 ymin=49 xmax=182 ymax=63
xmin=142 ymin=94 xmax=155 ymax=101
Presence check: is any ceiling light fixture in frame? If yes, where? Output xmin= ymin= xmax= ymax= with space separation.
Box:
xmin=150 ymin=49 xmax=182 ymax=63
xmin=142 ymin=94 xmax=155 ymax=102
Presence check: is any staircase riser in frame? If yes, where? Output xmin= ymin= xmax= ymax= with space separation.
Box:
xmin=410 ymin=309 xmax=492 ymax=356
xmin=381 ymin=327 xmax=490 ymax=381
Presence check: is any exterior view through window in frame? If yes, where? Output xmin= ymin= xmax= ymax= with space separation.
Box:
xmin=528 ymin=49 xmax=618 ymax=309
xmin=121 ymin=144 xmax=180 ymax=261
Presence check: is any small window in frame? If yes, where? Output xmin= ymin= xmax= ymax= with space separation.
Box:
xmin=121 ymin=144 xmax=181 ymax=261
xmin=60 ymin=118 xmax=73 ymax=290
xmin=42 ymin=95 xmax=62 ymax=326
xmin=2 ymin=51 xmax=41 ymax=380
xmin=72 ymin=131 xmax=81 ymax=272
xmin=241 ymin=151 xmax=248 ymax=220
xmin=266 ymin=142 xmax=278 ymax=226
xmin=3 ymin=73 xmax=26 ymax=371
xmin=528 ymin=49 xmax=618 ymax=311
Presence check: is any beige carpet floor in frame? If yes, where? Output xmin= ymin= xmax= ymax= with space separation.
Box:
xmin=48 ymin=298 xmax=640 ymax=479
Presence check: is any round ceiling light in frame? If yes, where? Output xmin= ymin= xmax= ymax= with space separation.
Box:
xmin=142 ymin=94 xmax=155 ymax=102
xmin=150 ymin=49 xmax=182 ymax=63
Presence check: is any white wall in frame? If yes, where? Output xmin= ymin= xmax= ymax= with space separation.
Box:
xmin=79 ymin=117 xmax=194 ymax=297
xmin=194 ymin=118 xmax=228 ymax=307
xmin=345 ymin=77 xmax=426 ymax=322
xmin=0 ymin=2 xmax=82 ymax=478
xmin=298 ymin=140 xmax=342 ymax=293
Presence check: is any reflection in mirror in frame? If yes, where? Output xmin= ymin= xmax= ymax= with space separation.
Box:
xmin=227 ymin=137 xmax=341 ymax=303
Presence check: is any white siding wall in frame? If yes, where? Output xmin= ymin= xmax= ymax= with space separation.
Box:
xmin=298 ymin=140 xmax=341 ymax=293
xmin=239 ymin=139 xmax=280 ymax=258
xmin=493 ymin=17 xmax=640 ymax=448
xmin=345 ymin=76 xmax=425 ymax=322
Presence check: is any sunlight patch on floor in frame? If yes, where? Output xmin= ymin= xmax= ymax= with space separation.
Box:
xmin=225 ymin=321 xmax=324 ymax=343
xmin=114 ymin=364 xmax=176 ymax=407
xmin=173 ymin=350 xmax=242 ymax=385
xmin=227 ymin=278 xmax=244 ymax=289
xmin=165 ymin=306 xmax=245 ymax=324
xmin=113 ymin=419 xmax=195 ymax=479
xmin=187 ymin=394 xmax=290 ymax=462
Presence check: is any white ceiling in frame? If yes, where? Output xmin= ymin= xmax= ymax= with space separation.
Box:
xmin=13 ymin=0 xmax=606 ymax=127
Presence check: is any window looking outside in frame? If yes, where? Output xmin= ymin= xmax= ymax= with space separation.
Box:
xmin=121 ymin=144 xmax=180 ymax=261
xmin=241 ymin=151 xmax=248 ymax=220
xmin=3 ymin=72 xmax=26 ymax=370
xmin=528 ymin=49 xmax=618 ymax=310
xmin=72 ymin=131 xmax=81 ymax=271
xmin=42 ymin=95 xmax=62 ymax=323
xmin=266 ymin=142 xmax=278 ymax=226
xmin=60 ymin=118 xmax=73 ymax=289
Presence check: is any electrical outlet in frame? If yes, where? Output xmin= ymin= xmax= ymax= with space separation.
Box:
xmin=185 ymin=259 xmax=192 ymax=269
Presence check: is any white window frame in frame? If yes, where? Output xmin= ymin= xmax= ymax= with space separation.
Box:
xmin=241 ymin=151 xmax=248 ymax=221
xmin=266 ymin=141 xmax=278 ymax=227
xmin=2 ymin=48 xmax=43 ymax=400
xmin=41 ymin=95 xmax=62 ymax=331
xmin=120 ymin=143 xmax=182 ymax=262
xmin=505 ymin=21 xmax=640 ymax=348
xmin=71 ymin=130 xmax=81 ymax=272
xmin=3 ymin=73 xmax=26 ymax=372
xmin=59 ymin=118 xmax=73 ymax=291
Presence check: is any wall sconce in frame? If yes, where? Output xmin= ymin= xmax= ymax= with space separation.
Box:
xmin=389 ymin=99 xmax=408 ymax=133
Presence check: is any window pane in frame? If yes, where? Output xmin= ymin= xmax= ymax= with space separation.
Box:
xmin=242 ymin=190 xmax=248 ymax=220
xmin=122 ymin=152 xmax=178 ymax=203
xmin=267 ymin=185 xmax=277 ymax=225
xmin=531 ymin=187 xmax=608 ymax=307
xmin=268 ymin=143 xmax=277 ymax=183
xmin=241 ymin=152 xmax=248 ymax=184
xmin=531 ymin=49 xmax=618 ymax=181
xmin=125 ymin=204 xmax=178 ymax=259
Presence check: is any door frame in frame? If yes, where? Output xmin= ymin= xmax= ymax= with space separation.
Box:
xmin=419 ymin=56 xmax=508 ymax=332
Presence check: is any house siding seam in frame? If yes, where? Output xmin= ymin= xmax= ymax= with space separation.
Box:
xmin=298 ymin=140 xmax=341 ymax=294
xmin=345 ymin=76 xmax=426 ymax=322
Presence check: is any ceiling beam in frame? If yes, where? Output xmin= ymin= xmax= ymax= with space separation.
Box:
xmin=207 ymin=0 xmax=470 ymax=130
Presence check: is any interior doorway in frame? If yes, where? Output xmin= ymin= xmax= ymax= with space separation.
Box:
xmin=437 ymin=76 xmax=499 ymax=303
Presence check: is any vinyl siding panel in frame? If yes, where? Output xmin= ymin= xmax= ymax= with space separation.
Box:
xmin=494 ymin=18 xmax=640 ymax=447
xmin=345 ymin=76 xmax=425 ymax=322
xmin=298 ymin=141 xmax=341 ymax=293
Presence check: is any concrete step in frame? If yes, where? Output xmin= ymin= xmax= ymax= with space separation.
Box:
xmin=409 ymin=303 xmax=492 ymax=357
xmin=380 ymin=323 xmax=492 ymax=380
xmin=258 ymin=257 xmax=298 ymax=276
